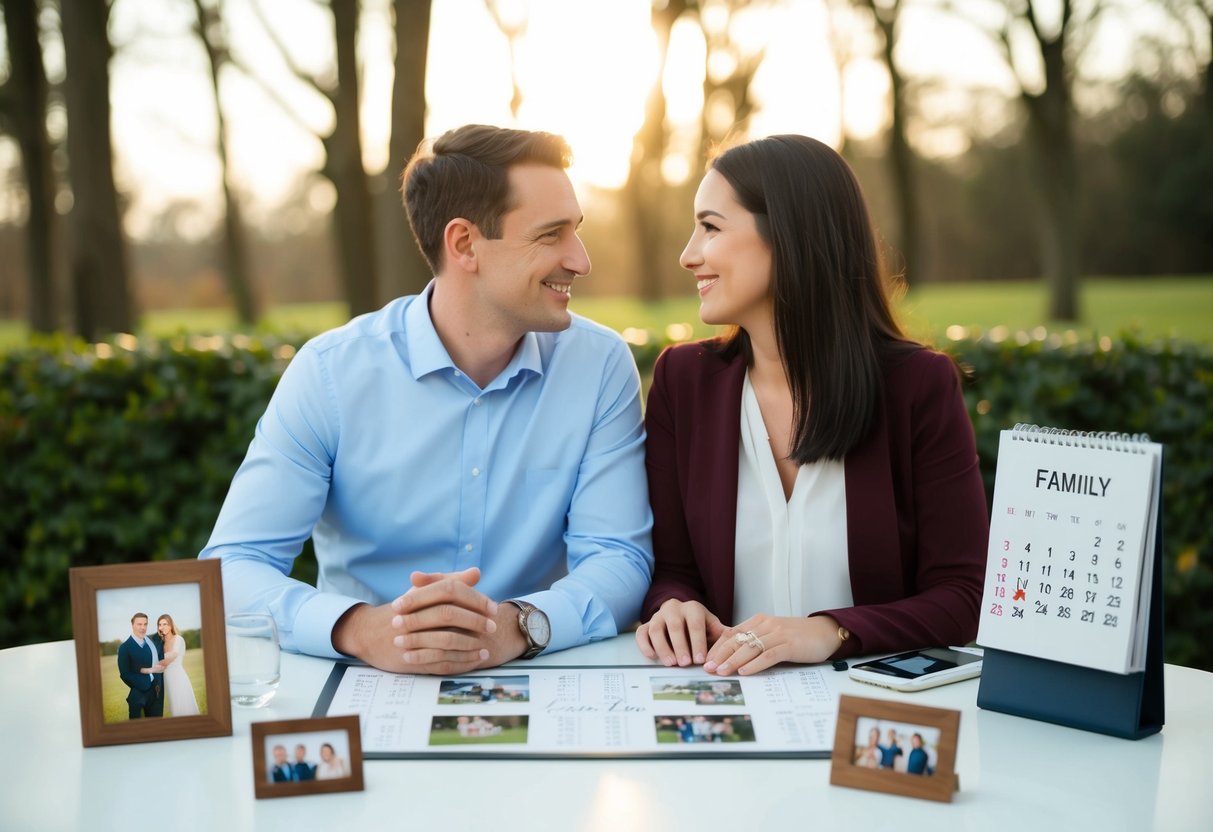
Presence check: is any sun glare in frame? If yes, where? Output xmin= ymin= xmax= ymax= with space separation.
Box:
xmin=102 ymin=0 xmax=879 ymax=233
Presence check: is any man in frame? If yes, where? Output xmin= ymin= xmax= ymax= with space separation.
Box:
xmin=878 ymin=728 xmax=903 ymax=769
xmin=906 ymin=732 xmax=931 ymax=776
xmin=116 ymin=613 xmax=164 ymax=719
xmin=270 ymin=745 xmax=295 ymax=783
xmin=201 ymin=124 xmax=652 ymax=675
xmin=293 ymin=744 xmax=315 ymax=781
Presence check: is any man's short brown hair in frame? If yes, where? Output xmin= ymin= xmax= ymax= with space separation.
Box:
xmin=402 ymin=124 xmax=572 ymax=273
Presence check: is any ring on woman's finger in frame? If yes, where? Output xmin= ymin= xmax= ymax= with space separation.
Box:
xmin=749 ymin=633 xmax=766 ymax=652
xmin=734 ymin=631 xmax=754 ymax=647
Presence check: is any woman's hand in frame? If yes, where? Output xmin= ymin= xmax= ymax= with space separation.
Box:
xmin=704 ymin=614 xmax=842 ymax=676
xmin=636 ymin=599 xmax=727 ymax=667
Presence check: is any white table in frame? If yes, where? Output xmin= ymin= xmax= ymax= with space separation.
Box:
xmin=3 ymin=637 xmax=1210 ymax=831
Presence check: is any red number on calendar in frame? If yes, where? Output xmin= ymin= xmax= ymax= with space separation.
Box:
xmin=1002 ymin=540 xmax=1010 ymax=551
xmin=989 ymin=603 xmax=1003 ymax=616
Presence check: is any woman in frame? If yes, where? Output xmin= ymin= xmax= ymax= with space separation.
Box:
xmin=856 ymin=726 xmax=882 ymax=768
xmin=157 ymin=614 xmax=200 ymax=717
xmin=316 ymin=743 xmax=351 ymax=780
xmin=636 ymin=134 xmax=987 ymax=676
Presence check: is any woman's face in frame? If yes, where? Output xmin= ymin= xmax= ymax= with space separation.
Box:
xmin=679 ymin=169 xmax=773 ymax=332
xmin=158 ymin=619 xmax=171 ymax=637
xmin=320 ymin=745 xmax=333 ymax=761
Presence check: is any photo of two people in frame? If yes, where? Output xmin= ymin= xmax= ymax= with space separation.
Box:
xmin=98 ymin=583 xmax=207 ymax=723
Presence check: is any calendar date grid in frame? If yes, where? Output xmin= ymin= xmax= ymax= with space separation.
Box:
xmin=984 ymin=504 xmax=1133 ymax=632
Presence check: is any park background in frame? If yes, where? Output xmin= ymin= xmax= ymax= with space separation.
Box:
xmin=0 ymin=1 xmax=1210 ymax=668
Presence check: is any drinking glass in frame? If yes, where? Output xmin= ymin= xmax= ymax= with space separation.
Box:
xmin=226 ymin=613 xmax=281 ymax=707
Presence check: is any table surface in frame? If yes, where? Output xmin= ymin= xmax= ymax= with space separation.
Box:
xmin=3 ymin=637 xmax=1211 ymax=832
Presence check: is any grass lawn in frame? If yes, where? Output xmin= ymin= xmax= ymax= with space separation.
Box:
xmin=101 ymin=648 xmax=208 ymax=723
xmin=652 ymin=692 xmax=698 ymax=702
xmin=1 ymin=277 xmax=1209 ymax=349
xmin=427 ymin=726 xmax=529 ymax=745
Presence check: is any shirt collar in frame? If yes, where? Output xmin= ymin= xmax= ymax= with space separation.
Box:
xmin=405 ymin=281 xmax=544 ymax=385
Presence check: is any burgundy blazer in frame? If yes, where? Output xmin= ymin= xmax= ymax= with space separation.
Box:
xmin=640 ymin=341 xmax=990 ymax=659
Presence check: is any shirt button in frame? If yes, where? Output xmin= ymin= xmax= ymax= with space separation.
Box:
xmin=454 ymin=370 xmax=462 ymax=378
xmin=471 ymin=467 xmax=481 ymax=477
xmin=464 ymin=544 xmax=473 ymax=552
xmin=473 ymin=398 xmax=482 ymax=406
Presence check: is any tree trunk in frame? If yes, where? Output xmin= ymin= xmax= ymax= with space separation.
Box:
xmin=374 ymin=0 xmax=433 ymax=303
xmin=3 ymin=0 xmax=59 ymax=332
xmin=624 ymin=0 xmax=686 ymax=302
xmin=193 ymin=0 xmax=259 ymax=324
xmin=1024 ymin=33 xmax=1080 ymax=321
xmin=865 ymin=0 xmax=923 ymax=286
xmin=327 ymin=0 xmax=378 ymax=317
xmin=61 ymin=0 xmax=135 ymax=339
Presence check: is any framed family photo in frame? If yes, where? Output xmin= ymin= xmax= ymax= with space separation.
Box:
xmin=830 ymin=694 xmax=961 ymax=803
xmin=69 ymin=559 xmax=232 ymax=747
xmin=251 ymin=715 xmax=364 ymax=799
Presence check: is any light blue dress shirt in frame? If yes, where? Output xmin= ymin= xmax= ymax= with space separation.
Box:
xmin=200 ymin=284 xmax=653 ymax=659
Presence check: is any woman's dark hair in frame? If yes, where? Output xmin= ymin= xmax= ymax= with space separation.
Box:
xmin=402 ymin=124 xmax=572 ymax=273
xmin=710 ymin=134 xmax=917 ymax=463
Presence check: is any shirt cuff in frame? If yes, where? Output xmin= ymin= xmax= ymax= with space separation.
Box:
xmin=511 ymin=589 xmax=594 ymax=656
xmin=292 ymin=592 xmax=366 ymax=660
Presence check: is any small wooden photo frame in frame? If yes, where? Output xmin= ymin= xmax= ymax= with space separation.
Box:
xmin=830 ymin=694 xmax=961 ymax=803
xmin=252 ymin=715 xmax=364 ymax=799
xmin=69 ymin=559 xmax=232 ymax=747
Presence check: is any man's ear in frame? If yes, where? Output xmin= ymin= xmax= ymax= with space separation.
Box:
xmin=443 ymin=218 xmax=479 ymax=273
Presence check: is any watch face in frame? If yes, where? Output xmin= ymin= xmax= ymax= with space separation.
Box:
xmin=527 ymin=609 xmax=551 ymax=647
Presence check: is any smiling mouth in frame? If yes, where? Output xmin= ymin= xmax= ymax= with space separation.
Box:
xmin=697 ymin=277 xmax=719 ymax=292
xmin=542 ymin=281 xmax=572 ymax=297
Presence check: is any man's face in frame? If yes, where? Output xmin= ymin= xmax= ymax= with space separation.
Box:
xmin=273 ymin=746 xmax=287 ymax=765
xmin=295 ymin=745 xmax=307 ymax=762
xmin=131 ymin=617 xmax=148 ymax=639
xmin=471 ymin=164 xmax=591 ymax=337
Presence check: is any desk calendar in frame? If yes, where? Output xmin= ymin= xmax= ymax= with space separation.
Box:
xmin=976 ymin=424 xmax=1165 ymax=739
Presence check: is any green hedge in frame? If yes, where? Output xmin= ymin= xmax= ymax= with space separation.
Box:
xmin=2 ymin=330 xmax=1210 ymax=670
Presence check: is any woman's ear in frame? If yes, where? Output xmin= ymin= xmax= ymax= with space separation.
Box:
xmin=443 ymin=218 xmax=479 ymax=273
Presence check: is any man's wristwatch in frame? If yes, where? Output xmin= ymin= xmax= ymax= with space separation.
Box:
xmin=505 ymin=599 xmax=550 ymax=659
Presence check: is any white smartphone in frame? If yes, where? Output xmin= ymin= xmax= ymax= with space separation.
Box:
xmin=847 ymin=646 xmax=984 ymax=692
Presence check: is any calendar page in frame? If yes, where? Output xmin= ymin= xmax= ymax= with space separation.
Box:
xmin=976 ymin=428 xmax=1162 ymax=675
xmin=313 ymin=663 xmax=840 ymax=759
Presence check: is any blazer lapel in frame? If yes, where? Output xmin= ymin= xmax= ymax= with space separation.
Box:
xmin=844 ymin=400 xmax=901 ymax=603
xmin=695 ymin=355 xmax=745 ymax=625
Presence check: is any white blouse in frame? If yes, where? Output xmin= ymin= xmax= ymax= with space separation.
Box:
xmin=733 ymin=372 xmax=852 ymax=621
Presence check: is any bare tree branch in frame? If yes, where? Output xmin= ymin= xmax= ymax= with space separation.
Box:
xmin=225 ymin=50 xmax=324 ymax=139
xmin=248 ymin=0 xmax=332 ymax=101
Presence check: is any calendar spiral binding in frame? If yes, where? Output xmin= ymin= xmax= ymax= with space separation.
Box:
xmin=1010 ymin=423 xmax=1152 ymax=453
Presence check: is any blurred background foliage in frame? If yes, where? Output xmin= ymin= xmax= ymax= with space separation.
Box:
xmin=1 ymin=331 xmax=1210 ymax=669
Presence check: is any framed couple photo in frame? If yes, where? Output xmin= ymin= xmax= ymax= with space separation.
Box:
xmin=69 ymin=559 xmax=232 ymax=747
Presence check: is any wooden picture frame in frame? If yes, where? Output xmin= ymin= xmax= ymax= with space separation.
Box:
xmin=69 ymin=559 xmax=232 ymax=747
xmin=252 ymin=715 xmax=364 ymax=799
xmin=830 ymin=694 xmax=960 ymax=803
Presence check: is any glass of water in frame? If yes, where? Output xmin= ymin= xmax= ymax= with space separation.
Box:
xmin=226 ymin=613 xmax=280 ymax=708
